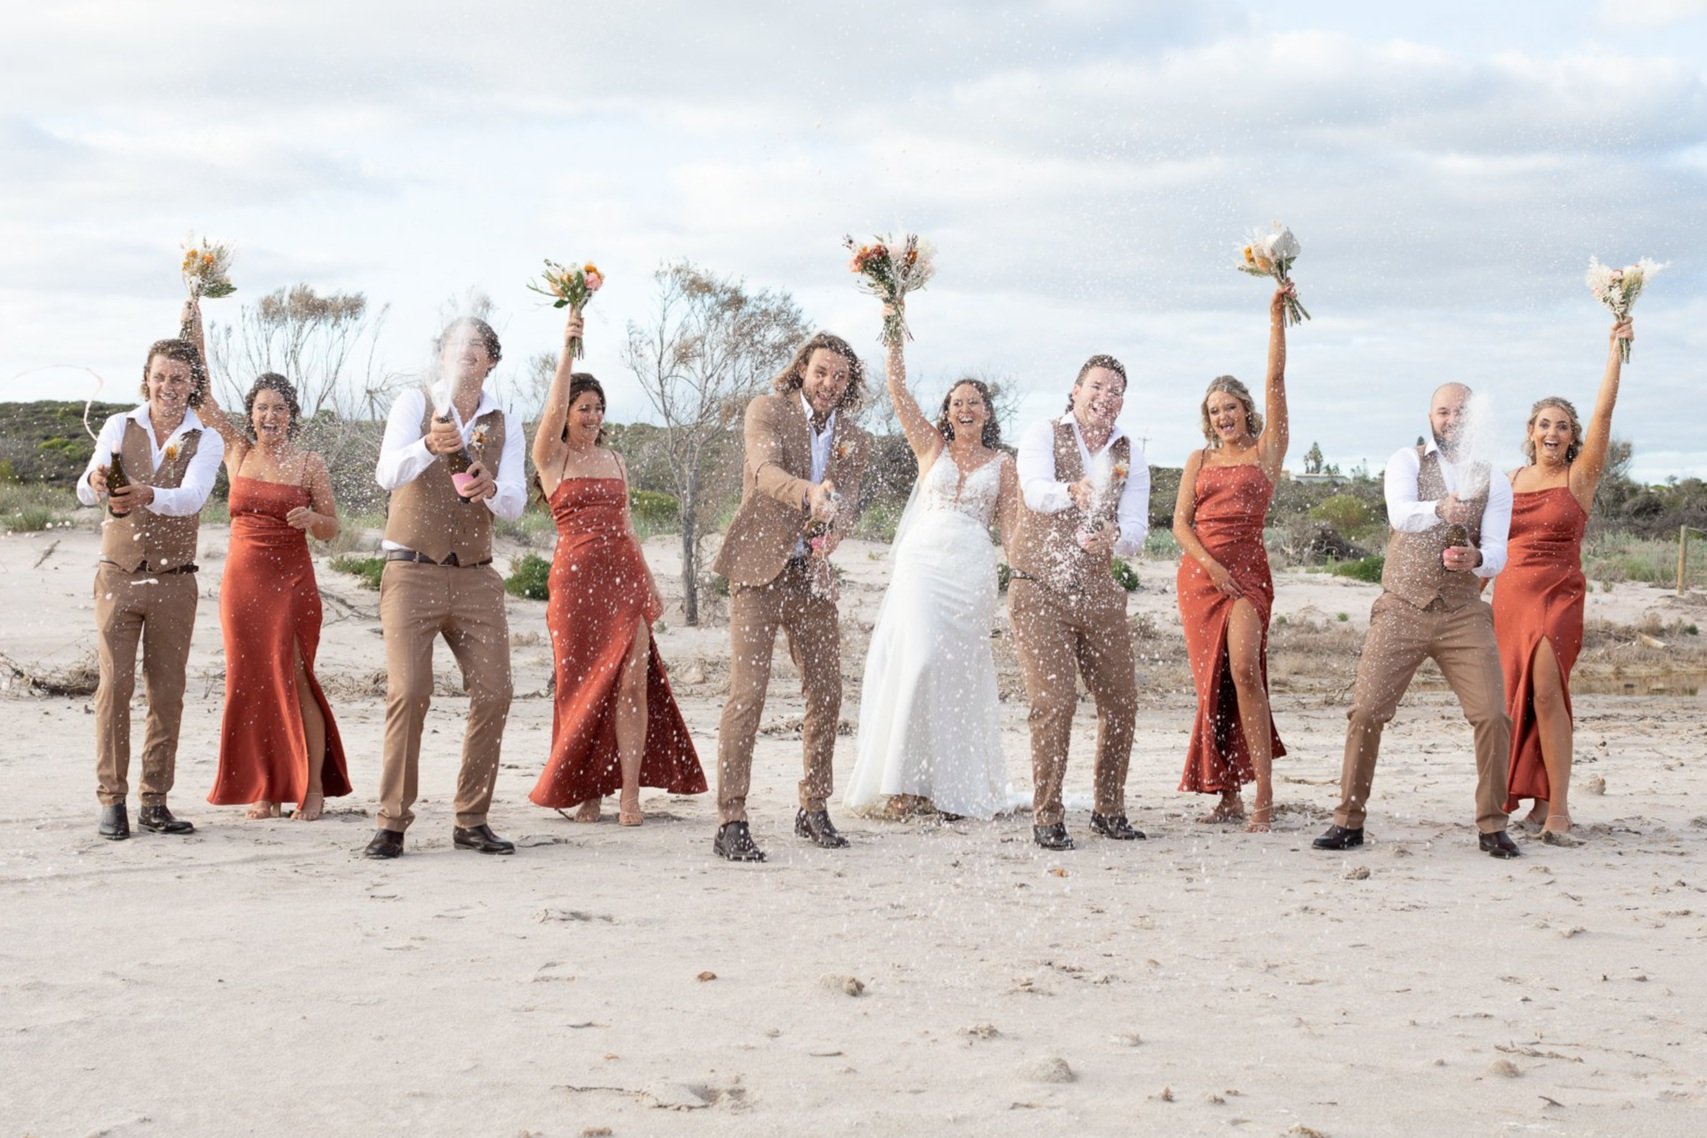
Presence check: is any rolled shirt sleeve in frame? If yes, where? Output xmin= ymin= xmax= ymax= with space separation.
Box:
xmin=1017 ymin=417 xmax=1073 ymax=514
xmin=484 ymin=409 xmax=526 ymax=522
xmin=1113 ymin=439 xmax=1150 ymax=556
xmin=1474 ymin=475 xmax=1511 ymax=578
xmin=76 ymin=414 xmax=126 ymax=506
xmin=147 ymin=422 xmax=224 ymax=515
xmin=1383 ymin=446 xmax=1439 ymax=533
xmin=375 ymin=389 xmax=438 ymax=492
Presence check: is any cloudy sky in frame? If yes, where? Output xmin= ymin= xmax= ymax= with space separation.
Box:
xmin=4 ymin=0 xmax=1704 ymax=480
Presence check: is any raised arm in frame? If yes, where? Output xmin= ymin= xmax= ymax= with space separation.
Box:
xmin=179 ymin=296 xmax=248 ymax=465
xmin=1258 ymin=283 xmax=1291 ymax=482
xmin=530 ymin=310 xmax=585 ymax=490
xmin=883 ymin=320 xmax=943 ymax=469
xmin=1173 ymin=450 xmax=1243 ymax=598
xmin=1569 ymin=317 xmax=1630 ymax=511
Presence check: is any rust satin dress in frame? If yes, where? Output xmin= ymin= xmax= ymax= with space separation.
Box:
xmin=1493 ymin=486 xmax=1588 ymax=810
xmin=209 ymin=475 xmax=351 ymax=808
xmin=1177 ymin=464 xmax=1286 ymax=793
xmin=530 ymin=478 xmax=706 ymax=808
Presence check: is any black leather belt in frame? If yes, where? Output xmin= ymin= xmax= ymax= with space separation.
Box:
xmin=384 ymin=549 xmax=492 ymax=568
xmin=103 ymin=560 xmax=198 ymax=575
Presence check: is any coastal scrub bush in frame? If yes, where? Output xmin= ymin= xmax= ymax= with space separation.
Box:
xmin=329 ymin=554 xmax=384 ymax=590
xmin=1329 ymin=555 xmax=1385 ymax=584
xmin=505 ymin=552 xmax=551 ymax=600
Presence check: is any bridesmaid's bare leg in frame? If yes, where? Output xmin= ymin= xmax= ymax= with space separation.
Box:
xmin=613 ymin=617 xmax=651 ymax=826
xmin=1530 ymin=638 xmax=1577 ymax=843
xmin=292 ymin=645 xmax=327 ymax=821
xmin=245 ymin=801 xmax=280 ymax=819
xmin=1226 ymin=601 xmax=1275 ymax=833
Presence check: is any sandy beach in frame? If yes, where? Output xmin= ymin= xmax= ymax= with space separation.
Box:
xmin=3 ymin=523 xmax=1705 ymax=1137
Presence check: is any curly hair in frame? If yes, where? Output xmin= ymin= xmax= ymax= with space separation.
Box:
xmin=243 ymin=373 xmax=304 ymax=440
xmin=771 ymin=332 xmax=866 ymax=412
xmin=1061 ymin=353 xmax=1127 ymax=414
xmin=1199 ymin=375 xmax=1263 ymax=448
xmin=435 ymin=316 xmax=503 ymax=369
xmin=139 ymin=338 xmax=209 ymax=408
xmin=935 ymin=378 xmax=1002 ymax=449
xmin=1521 ymin=397 xmax=1582 ymax=465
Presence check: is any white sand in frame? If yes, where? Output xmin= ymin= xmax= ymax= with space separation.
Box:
xmin=3 ymin=524 xmax=1705 ymax=1137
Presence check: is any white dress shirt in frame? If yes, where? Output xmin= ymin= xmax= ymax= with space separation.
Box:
xmin=794 ymin=392 xmax=837 ymax=556
xmin=375 ymin=384 xmax=526 ymax=551
xmin=76 ymin=403 xmax=225 ymax=515
xmin=1383 ymin=434 xmax=1511 ymax=578
xmin=1016 ymin=413 xmax=1150 ymax=556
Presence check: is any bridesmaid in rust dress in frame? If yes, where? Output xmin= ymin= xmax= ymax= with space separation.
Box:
xmin=1173 ymin=284 xmax=1293 ymax=832
xmin=528 ymin=312 xmax=705 ymax=825
xmin=1494 ymin=316 xmax=1631 ymax=845
xmin=182 ymin=300 xmax=350 ymax=820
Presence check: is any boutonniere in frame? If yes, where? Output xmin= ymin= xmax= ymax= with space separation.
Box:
xmin=834 ymin=440 xmax=853 ymax=462
xmin=165 ymin=443 xmax=180 ymax=463
xmin=471 ymin=425 xmax=490 ymax=450
xmin=1113 ymin=460 xmax=1130 ymax=480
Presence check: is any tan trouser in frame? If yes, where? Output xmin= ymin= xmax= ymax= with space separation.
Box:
xmin=93 ymin=562 xmax=199 ymax=806
xmin=1335 ymin=592 xmax=1512 ymax=832
xmin=1008 ymin=577 xmax=1137 ymax=826
xmin=377 ymin=560 xmax=512 ymax=831
xmin=715 ymin=559 xmax=841 ymax=825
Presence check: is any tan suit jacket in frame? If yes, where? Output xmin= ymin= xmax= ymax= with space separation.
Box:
xmin=713 ymin=393 xmax=870 ymax=587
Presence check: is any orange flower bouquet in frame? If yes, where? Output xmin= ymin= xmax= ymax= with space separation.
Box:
xmin=529 ymin=259 xmax=605 ymax=360
xmin=843 ymin=232 xmax=936 ymax=346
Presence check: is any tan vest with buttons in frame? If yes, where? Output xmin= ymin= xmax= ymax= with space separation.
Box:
xmin=99 ymin=418 xmax=204 ymax=572
xmin=382 ymin=398 xmax=506 ymax=564
xmin=1380 ymin=446 xmax=1488 ymax=611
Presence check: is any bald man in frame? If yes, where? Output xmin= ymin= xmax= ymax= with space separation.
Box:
xmin=1314 ymin=384 xmax=1521 ymax=858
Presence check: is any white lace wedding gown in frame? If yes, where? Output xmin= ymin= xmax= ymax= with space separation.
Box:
xmin=844 ymin=451 xmax=1009 ymax=819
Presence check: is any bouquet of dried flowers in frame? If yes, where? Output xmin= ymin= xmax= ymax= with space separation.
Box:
xmin=1236 ymin=223 xmax=1309 ymax=325
xmin=1586 ymin=257 xmax=1664 ymax=363
xmin=181 ymin=237 xmax=236 ymax=299
xmin=844 ymin=233 xmax=936 ymax=346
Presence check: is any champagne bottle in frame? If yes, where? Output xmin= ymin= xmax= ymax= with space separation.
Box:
xmin=435 ymin=413 xmax=476 ymax=503
xmin=106 ymin=450 xmax=132 ymax=517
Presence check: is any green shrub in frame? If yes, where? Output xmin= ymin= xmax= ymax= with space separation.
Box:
xmin=3 ymin=505 xmax=54 ymax=533
xmin=853 ymin=499 xmax=905 ymax=543
xmin=329 ymin=554 xmax=385 ymax=590
xmin=1310 ymin=493 xmax=1373 ymax=536
xmin=1111 ymin=559 xmax=1140 ymax=591
xmin=997 ymin=562 xmax=1012 ymax=592
xmin=0 ymin=459 xmax=17 ymax=484
xmin=1329 ymin=555 xmax=1385 ymax=583
xmin=628 ymin=489 xmax=679 ymax=530
xmin=505 ymin=552 xmax=551 ymax=600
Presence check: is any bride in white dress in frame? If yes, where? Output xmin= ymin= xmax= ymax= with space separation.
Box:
xmin=844 ymin=309 xmax=1020 ymax=820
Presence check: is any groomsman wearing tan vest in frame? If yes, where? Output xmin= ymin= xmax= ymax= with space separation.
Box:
xmin=363 ymin=317 xmax=526 ymax=859
xmin=1010 ymin=355 xmax=1151 ymax=851
xmin=710 ymin=333 xmax=871 ymax=862
xmin=77 ymin=338 xmax=225 ymax=840
xmin=1314 ymin=383 xmax=1520 ymax=858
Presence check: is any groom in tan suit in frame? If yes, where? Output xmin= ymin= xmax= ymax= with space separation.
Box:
xmin=711 ymin=332 xmax=870 ymax=862
xmin=1010 ymin=354 xmax=1151 ymax=850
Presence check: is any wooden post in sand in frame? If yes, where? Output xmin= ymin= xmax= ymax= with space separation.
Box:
xmin=1681 ymin=525 xmax=1696 ymax=596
